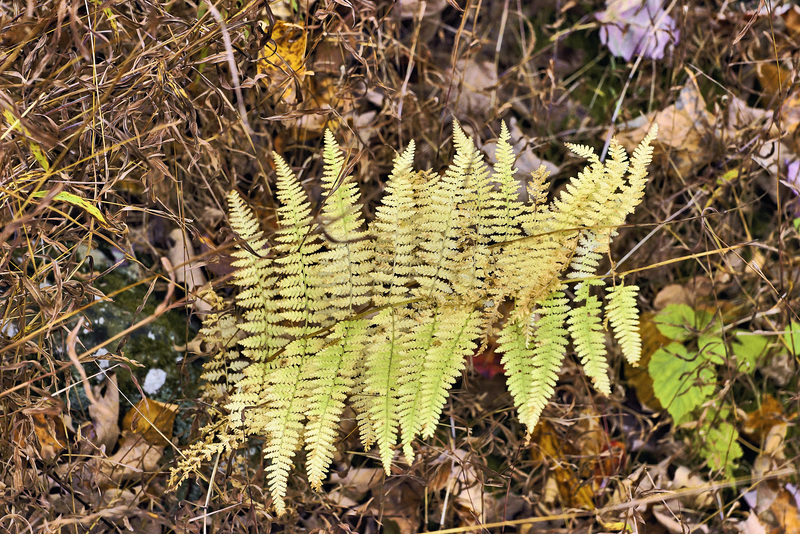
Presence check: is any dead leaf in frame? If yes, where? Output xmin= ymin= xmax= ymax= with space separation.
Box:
xmin=531 ymin=420 xmax=596 ymax=510
xmin=122 ymin=398 xmax=178 ymax=447
xmin=744 ymin=395 xmax=790 ymax=479
xmin=328 ymin=466 xmax=384 ymax=501
xmin=672 ymin=465 xmax=713 ymax=509
xmin=652 ymin=502 xmax=709 ymax=533
xmin=101 ymin=430 xmax=163 ymax=484
xmin=429 ymin=449 xmax=487 ymax=524
xmin=88 ymin=372 xmax=120 ymax=452
xmin=258 ymin=21 xmax=307 ymax=104
xmin=756 ymin=63 xmax=792 ymax=102
xmin=765 ymin=489 xmax=800 ymax=533
xmin=739 ymin=512 xmax=768 ymax=534
xmin=760 ymin=352 xmax=796 ymax=387
xmin=167 ymin=228 xmax=211 ymax=314
xmin=618 ymin=74 xmax=713 ymax=178
xmin=26 ymin=410 xmax=68 ymax=460
xmin=453 ymin=59 xmax=498 ymax=121
xmin=653 ymin=284 xmax=692 ymax=310
xmin=396 ymin=0 xmax=448 ymax=18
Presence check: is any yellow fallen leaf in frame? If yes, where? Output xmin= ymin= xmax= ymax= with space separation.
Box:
xmin=29 ymin=190 xmax=109 ymax=227
xmin=531 ymin=421 xmax=596 ymax=510
xmin=258 ymin=21 xmax=307 ymax=104
xmin=122 ymin=398 xmax=178 ymax=447
xmin=3 ymin=109 xmax=50 ymax=171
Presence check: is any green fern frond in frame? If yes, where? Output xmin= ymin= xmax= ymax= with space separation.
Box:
xmin=499 ymin=289 xmax=570 ymax=430
xmin=528 ymin=290 xmax=571 ymax=427
xmin=418 ymin=308 xmax=482 ymax=437
xmin=568 ymin=279 xmax=611 ymax=394
xmin=498 ymin=314 xmax=537 ymax=428
xmin=358 ymin=142 xmax=418 ymax=460
xmin=305 ymin=319 xmax=367 ymax=488
xmin=606 ymin=282 xmax=642 ymax=365
xmin=365 ymin=307 xmax=414 ymax=472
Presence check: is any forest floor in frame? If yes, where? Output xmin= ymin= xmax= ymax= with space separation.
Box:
xmin=1 ymin=0 xmax=800 ymax=532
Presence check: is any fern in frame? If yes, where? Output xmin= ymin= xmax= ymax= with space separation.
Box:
xmin=173 ymin=121 xmax=658 ymax=514
xmin=606 ymin=281 xmax=642 ymax=365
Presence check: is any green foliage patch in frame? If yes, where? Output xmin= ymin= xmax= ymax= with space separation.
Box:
xmin=647 ymin=303 xmax=775 ymax=477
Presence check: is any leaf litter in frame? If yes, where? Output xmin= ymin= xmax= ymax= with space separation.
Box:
xmin=1 ymin=0 xmax=800 ymax=532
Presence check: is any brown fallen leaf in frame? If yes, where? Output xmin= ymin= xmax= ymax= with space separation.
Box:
xmin=531 ymin=420 xmax=596 ymax=510
xmin=429 ymin=449 xmax=488 ymax=525
xmin=765 ymin=489 xmax=800 ymax=533
xmin=88 ymin=372 xmax=120 ymax=452
xmin=101 ymin=430 xmax=163 ymax=484
xmin=17 ymin=403 xmax=69 ymax=461
xmin=618 ymin=73 xmax=713 ymax=179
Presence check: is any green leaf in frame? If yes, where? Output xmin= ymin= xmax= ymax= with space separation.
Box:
xmin=654 ymin=304 xmax=715 ymax=341
xmin=697 ymin=334 xmax=726 ymax=365
xmin=698 ymin=420 xmax=742 ymax=477
xmin=731 ymin=333 xmax=769 ymax=374
xmin=29 ymin=190 xmax=108 ymax=226
xmin=648 ymin=342 xmax=716 ymax=424
xmin=783 ymin=321 xmax=800 ymax=355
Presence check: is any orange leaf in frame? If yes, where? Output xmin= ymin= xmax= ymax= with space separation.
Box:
xmin=122 ymin=398 xmax=178 ymax=447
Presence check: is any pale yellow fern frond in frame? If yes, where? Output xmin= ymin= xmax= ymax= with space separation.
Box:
xmin=176 ymin=125 xmax=658 ymax=516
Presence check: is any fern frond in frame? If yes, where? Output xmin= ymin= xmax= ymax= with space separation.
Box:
xmin=527 ymin=290 xmax=571 ymax=427
xmin=606 ymin=282 xmax=642 ymax=365
xmin=260 ymin=155 xmax=331 ymax=511
xmin=227 ymin=191 xmax=284 ymax=357
xmin=499 ymin=289 xmax=570 ymax=431
xmin=319 ymin=130 xmax=373 ymax=320
xmin=263 ymin=354 xmax=308 ymax=516
xmin=198 ymin=306 xmax=243 ymax=401
xmin=488 ymin=122 xmax=522 ymax=243
xmin=356 ymin=142 xmax=417 ymax=455
xmin=371 ymin=142 xmax=417 ymax=307
xmin=364 ymin=307 xmax=414 ymax=472
xmin=397 ymin=307 xmax=437 ymax=462
xmin=304 ymin=319 xmax=367 ymax=488
xmin=497 ymin=315 xmax=536 ymax=428
xmin=622 ymin=123 xmax=658 ymax=214
xmin=415 ymin=121 xmax=473 ymax=303
xmin=179 ymin=126 xmax=658 ymax=516
xmin=568 ymin=279 xmax=610 ymax=394
xmin=456 ymin=121 xmax=493 ymax=299
xmin=418 ymin=308 xmax=482 ymax=438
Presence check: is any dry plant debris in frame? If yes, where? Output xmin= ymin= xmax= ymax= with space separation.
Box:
xmin=1 ymin=0 xmax=800 ymax=532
